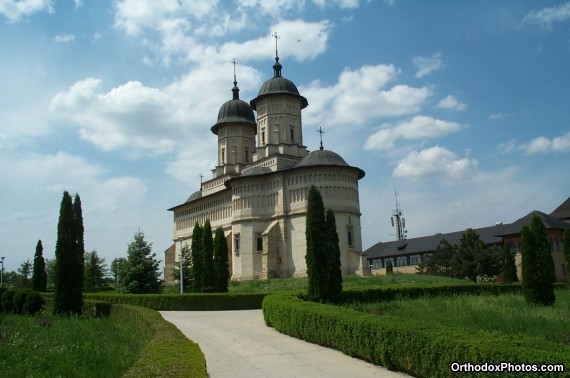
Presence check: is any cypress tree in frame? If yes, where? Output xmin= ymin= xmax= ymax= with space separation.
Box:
xmin=386 ymin=260 xmax=394 ymax=274
xmin=324 ymin=209 xmax=342 ymax=303
xmin=54 ymin=191 xmax=83 ymax=315
xmin=521 ymin=215 xmax=556 ymax=306
xmin=32 ymin=239 xmax=47 ymax=292
xmin=305 ymin=186 xmax=326 ymax=302
xmin=213 ymin=227 xmax=229 ymax=292
xmin=201 ymin=220 xmax=215 ymax=292
xmin=190 ymin=223 xmax=203 ymax=293
xmin=501 ymin=243 xmax=518 ymax=283
xmin=73 ymin=193 xmax=85 ymax=298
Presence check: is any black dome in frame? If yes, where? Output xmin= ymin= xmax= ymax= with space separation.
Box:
xmin=211 ymin=86 xmax=256 ymax=135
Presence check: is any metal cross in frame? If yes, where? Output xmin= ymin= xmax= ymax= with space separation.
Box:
xmin=317 ymin=126 xmax=325 ymax=150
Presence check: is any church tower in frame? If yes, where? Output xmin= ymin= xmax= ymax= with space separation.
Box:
xmin=211 ymin=64 xmax=257 ymax=178
xmin=249 ymin=34 xmax=309 ymax=166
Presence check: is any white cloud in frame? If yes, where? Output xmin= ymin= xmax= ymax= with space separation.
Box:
xmin=523 ymin=2 xmax=570 ymax=29
xmin=364 ymin=115 xmax=463 ymax=151
xmin=489 ymin=113 xmax=508 ymax=120
xmin=0 ymin=0 xmax=53 ymax=22
xmin=436 ymin=95 xmax=466 ymax=111
xmin=393 ymin=145 xmax=477 ymax=182
xmin=302 ymin=64 xmax=431 ymax=127
xmin=519 ymin=132 xmax=570 ymax=155
xmin=54 ymin=34 xmax=76 ymax=43
xmin=73 ymin=0 xmax=83 ymax=9
xmin=413 ymin=52 xmax=444 ymax=78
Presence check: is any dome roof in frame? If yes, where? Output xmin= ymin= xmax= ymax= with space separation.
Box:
xmin=250 ymin=58 xmax=308 ymax=110
xmin=211 ymin=85 xmax=256 ymax=135
xmin=296 ymin=149 xmax=365 ymax=179
xmin=240 ymin=166 xmax=272 ymax=177
xmin=186 ymin=190 xmax=202 ymax=203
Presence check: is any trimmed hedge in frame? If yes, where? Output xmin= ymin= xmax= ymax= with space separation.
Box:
xmin=112 ymin=304 xmax=207 ymax=377
xmin=1 ymin=289 xmax=44 ymax=315
xmin=85 ymin=292 xmax=267 ymax=311
xmin=263 ymin=292 xmax=569 ymax=378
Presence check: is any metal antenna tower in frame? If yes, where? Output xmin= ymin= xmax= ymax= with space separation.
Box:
xmin=391 ymin=190 xmax=408 ymax=240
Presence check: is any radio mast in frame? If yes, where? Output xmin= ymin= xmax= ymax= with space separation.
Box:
xmin=391 ymin=190 xmax=407 ymax=240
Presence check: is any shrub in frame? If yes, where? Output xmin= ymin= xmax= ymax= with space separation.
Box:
xmin=23 ymin=290 xmax=45 ymax=315
xmin=13 ymin=289 xmax=29 ymax=314
xmin=1 ymin=289 xmax=16 ymax=313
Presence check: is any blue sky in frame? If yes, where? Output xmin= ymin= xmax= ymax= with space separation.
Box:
xmin=1 ymin=0 xmax=569 ymax=273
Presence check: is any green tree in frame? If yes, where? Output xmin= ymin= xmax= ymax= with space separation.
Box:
xmin=452 ymin=229 xmax=486 ymax=281
xmin=17 ymin=259 xmax=32 ymax=288
xmin=32 ymin=240 xmax=48 ymax=291
xmin=111 ymin=257 xmax=128 ymax=290
xmin=323 ymin=209 xmax=342 ymax=303
xmin=305 ymin=186 xmax=327 ymax=302
xmin=84 ymin=250 xmax=107 ymax=292
xmin=521 ymin=214 xmax=556 ymax=306
xmin=417 ymin=239 xmax=454 ymax=276
xmin=45 ymin=258 xmax=56 ymax=289
xmin=201 ymin=220 xmax=215 ymax=292
xmin=213 ymin=227 xmax=229 ymax=293
xmin=501 ymin=243 xmax=518 ymax=283
xmin=124 ymin=230 xmax=162 ymax=294
xmin=54 ymin=191 xmax=83 ymax=315
xmin=190 ymin=223 xmax=203 ymax=293
xmin=172 ymin=245 xmax=192 ymax=292
xmin=73 ymin=193 xmax=85 ymax=297
xmin=386 ymin=260 xmax=394 ymax=274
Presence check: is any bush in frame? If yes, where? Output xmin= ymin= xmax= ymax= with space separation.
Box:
xmin=23 ymin=290 xmax=45 ymax=315
xmin=13 ymin=290 xmax=29 ymax=314
xmin=263 ymin=293 xmax=569 ymax=377
xmin=1 ymin=289 xmax=16 ymax=313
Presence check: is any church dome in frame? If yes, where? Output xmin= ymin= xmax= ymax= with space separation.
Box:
xmin=297 ymin=149 xmax=365 ymax=179
xmin=186 ymin=190 xmax=202 ymax=203
xmin=211 ymin=84 xmax=256 ymax=135
xmin=250 ymin=58 xmax=308 ymax=110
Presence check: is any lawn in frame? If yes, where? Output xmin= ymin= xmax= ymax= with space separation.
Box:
xmin=0 ymin=312 xmax=149 ymax=377
xmin=346 ymin=289 xmax=570 ymax=345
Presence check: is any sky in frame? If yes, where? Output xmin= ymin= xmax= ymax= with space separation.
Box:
xmin=1 ymin=0 xmax=569 ymax=273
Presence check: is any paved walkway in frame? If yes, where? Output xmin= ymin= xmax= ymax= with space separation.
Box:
xmin=160 ymin=310 xmax=409 ymax=378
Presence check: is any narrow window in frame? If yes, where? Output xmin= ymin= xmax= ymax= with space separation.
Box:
xmin=245 ymin=147 xmax=249 ymax=162
xmin=221 ymin=148 xmax=225 ymax=164
xmin=290 ymin=128 xmax=294 ymax=142
xmin=261 ymin=129 xmax=266 ymax=145
xmin=234 ymin=235 xmax=240 ymax=254
xmin=256 ymin=235 xmax=263 ymax=252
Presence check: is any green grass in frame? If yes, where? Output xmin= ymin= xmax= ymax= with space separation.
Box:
xmin=228 ymin=273 xmax=463 ymax=293
xmin=347 ymin=290 xmax=570 ymax=344
xmin=0 ymin=312 xmax=149 ymax=377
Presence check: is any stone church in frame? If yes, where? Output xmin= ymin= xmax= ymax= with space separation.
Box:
xmin=165 ymin=51 xmax=367 ymax=281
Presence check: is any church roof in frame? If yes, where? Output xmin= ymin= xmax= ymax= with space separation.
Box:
xmin=250 ymin=57 xmax=308 ymax=110
xmin=297 ymin=149 xmax=365 ymax=179
xmin=240 ymin=166 xmax=272 ymax=177
xmin=211 ymin=84 xmax=256 ymax=135
xmin=185 ymin=190 xmax=202 ymax=203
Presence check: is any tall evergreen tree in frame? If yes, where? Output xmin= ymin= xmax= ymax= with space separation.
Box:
xmin=305 ymin=186 xmax=326 ymax=302
xmin=17 ymin=259 xmax=32 ymax=288
xmin=72 ymin=194 xmax=85 ymax=297
xmin=84 ymin=250 xmax=107 ymax=292
xmin=124 ymin=230 xmax=161 ymax=294
xmin=201 ymin=220 xmax=215 ymax=292
xmin=111 ymin=257 xmax=128 ymax=290
xmin=417 ymin=239 xmax=454 ymax=276
xmin=386 ymin=260 xmax=394 ymax=274
xmin=501 ymin=243 xmax=518 ymax=283
xmin=32 ymin=239 xmax=47 ymax=291
xmin=521 ymin=215 xmax=556 ymax=306
xmin=190 ymin=223 xmax=203 ymax=293
xmin=213 ymin=227 xmax=229 ymax=292
xmin=172 ymin=245 xmax=192 ymax=292
xmin=54 ymin=191 xmax=83 ymax=315
xmin=452 ymin=229 xmax=486 ymax=281
xmin=323 ymin=209 xmax=342 ymax=303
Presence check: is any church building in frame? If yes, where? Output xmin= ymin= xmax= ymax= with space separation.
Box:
xmin=166 ymin=49 xmax=367 ymax=281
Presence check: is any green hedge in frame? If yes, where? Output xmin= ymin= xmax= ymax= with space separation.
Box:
xmin=112 ymin=304 xmax=207 ymax=377
xmin=85 ymin=292 xmax=267 ymax=310
xmin=338 ymin=283 xmax=525 ymax=304
xmin=263 ymin=293 xmax=569 ymax=378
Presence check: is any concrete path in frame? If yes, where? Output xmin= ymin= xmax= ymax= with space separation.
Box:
xmin=160 ymin=310 xmax=409 ymax=378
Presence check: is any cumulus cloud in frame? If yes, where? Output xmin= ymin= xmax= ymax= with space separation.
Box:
xmin=364 ymin=115 xmax=463 ymax=151
xmin=519 ymin=132 xmax=570 ymax=155
xmin=54 ymin=34 xmax=75 ymax=43
xmin=302 ymin=64 xmax=431 ymax=127
xmin=0 ymin=0 xmax=53 ymax=22
xmin=436 ymin=95 xmax=466 ymax=111
xmin=393 ymin=145 xmax=477 ymax=182
xmin=523 ymin=2 xmax=570 ymax=29
xmin=413 ymin=52 xmax=444 ymax=78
